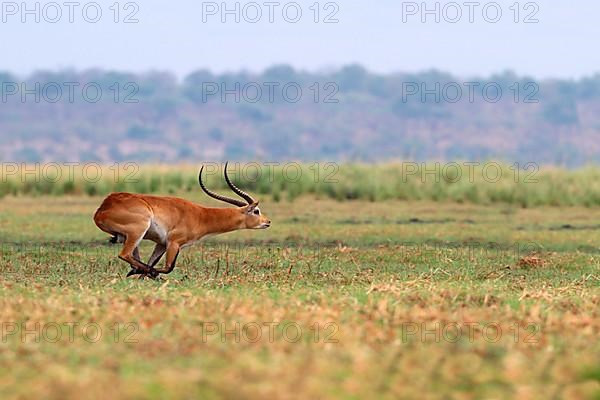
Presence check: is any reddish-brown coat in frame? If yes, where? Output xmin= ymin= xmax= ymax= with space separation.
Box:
xmin=93 ymin=192 xmax=270 ymax=277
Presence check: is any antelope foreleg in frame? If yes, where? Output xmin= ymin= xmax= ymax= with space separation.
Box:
xmin=119 ymin=236 xmax=159 ymax=279
xmin=154 ymin=242 xmax=180 ymax=274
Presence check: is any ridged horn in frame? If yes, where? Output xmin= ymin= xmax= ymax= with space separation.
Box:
xmin=223 ymin=162 xmax=256 ymax=205
xmin=198 ymin=165 xmax=247 ymax=207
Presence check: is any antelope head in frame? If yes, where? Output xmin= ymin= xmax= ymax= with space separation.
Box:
xmin=199 ymin=162 xmax=271 ymax=229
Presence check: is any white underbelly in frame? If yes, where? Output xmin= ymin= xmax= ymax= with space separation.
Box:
xmin=144 ymin=219 xmax=168 ymax=244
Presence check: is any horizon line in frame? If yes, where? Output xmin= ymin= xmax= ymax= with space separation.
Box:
xmin=2 ymin=64 xmax=599 ymax=83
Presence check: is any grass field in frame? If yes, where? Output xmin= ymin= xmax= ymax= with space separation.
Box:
xmin=0 ymin=194 xmax=599 ymax=399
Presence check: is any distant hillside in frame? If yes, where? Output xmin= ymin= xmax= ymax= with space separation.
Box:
xmin=1 ymin=65 xmax=600 ymax=166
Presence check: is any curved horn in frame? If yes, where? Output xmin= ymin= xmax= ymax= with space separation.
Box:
xmin=224 ymin=162 xmax=256 ymax=205
xmin=199 ymin=166 xmax=247 ymax=207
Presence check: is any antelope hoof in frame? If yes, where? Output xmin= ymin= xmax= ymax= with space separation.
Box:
xmin=127 ymin=268 xmax=159 ymax=279
xmin=127 ymin=268 xmax=140 ymax=277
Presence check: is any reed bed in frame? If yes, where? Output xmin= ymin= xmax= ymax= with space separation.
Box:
xmin=2 ymin=162 xmax=600 ymax=207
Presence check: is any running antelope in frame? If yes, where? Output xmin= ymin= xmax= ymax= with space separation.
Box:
xmin=93 ymin=163 xmax=271 ymax=278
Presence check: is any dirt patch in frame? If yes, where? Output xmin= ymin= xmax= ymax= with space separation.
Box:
xmin=396 ymin=218 xmax=474 ymax=225
xmin=549 ymin=224 xmax=600 ymax=231
xmin=517 ymin=254 xmax=546 ymax=269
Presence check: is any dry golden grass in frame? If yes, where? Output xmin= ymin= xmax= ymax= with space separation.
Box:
xmin=0 ymin=196 xmax=599 ymax=399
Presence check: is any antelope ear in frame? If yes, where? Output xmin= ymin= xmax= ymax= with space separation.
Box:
xmin=246 ymin=201 xmax=260 ymax=212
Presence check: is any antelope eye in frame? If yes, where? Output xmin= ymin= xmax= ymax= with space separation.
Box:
xmin=253 ymin=209 xmax=260 ymax=215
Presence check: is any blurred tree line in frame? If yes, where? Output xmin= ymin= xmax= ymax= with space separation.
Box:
xmin=1 ymin=65 xmax=600 ymax=166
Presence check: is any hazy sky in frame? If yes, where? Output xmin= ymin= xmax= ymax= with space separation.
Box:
xmin=0 ymin=0 xmax=597 ymax=79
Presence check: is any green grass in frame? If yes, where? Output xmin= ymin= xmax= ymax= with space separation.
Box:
xmin=6 ymin=162 xmax=600 ymax=207
xmin=0 ymin=195 xmax=599 ymax=399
